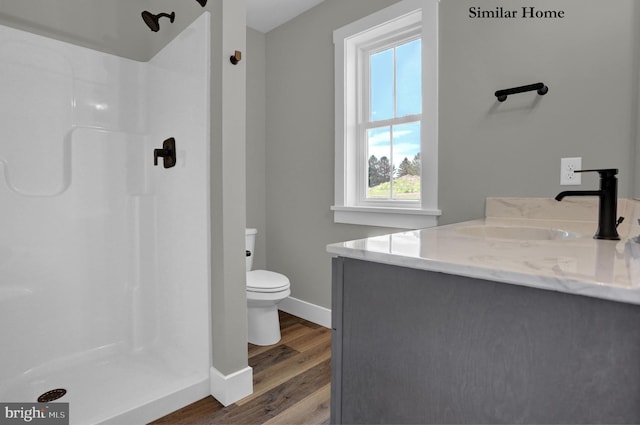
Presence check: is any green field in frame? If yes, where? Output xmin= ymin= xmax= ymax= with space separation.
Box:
xmin=367 ymin=175 xmax=420 ymax=200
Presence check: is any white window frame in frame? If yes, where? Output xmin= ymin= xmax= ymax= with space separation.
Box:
xmin=332 ymin=0 xmax=440 ymax=229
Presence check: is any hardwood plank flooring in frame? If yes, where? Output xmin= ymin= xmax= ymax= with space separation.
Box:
xmin=150 ymin=311 xmax=331 ymax=425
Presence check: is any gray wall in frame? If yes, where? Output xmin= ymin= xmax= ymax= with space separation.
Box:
xmin=208 ymin=0 xmax=249 ymax=383
xmin=263 ymin=0 xmax=404 ymax=310
xmin=259 ymin=0 xmax=639 ymax=310
xmin=247 ymin=28 xmax=267 ymax=270
xmin=439 ymin=0 xmax=637 ymax=224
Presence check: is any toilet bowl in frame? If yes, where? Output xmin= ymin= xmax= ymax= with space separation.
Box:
xmin=246 ymin=228 xmax=291 ymax=346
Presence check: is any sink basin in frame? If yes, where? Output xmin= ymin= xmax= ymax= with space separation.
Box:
xmin=456 ymin=225 xmax=582 ymax=241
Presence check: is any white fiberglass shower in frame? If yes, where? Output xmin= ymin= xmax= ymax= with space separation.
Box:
xmin=0 ymin=13 xmax=211 ymax=425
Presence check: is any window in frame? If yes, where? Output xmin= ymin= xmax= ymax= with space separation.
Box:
xmin=332 ymin=0 xmax=440 ymax=229
xmin=364 ymin=37 xmax=421 ymax=203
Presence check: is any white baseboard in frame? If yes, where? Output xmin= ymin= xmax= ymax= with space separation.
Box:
xmin=279 ymin=296 xmax=332 ymax=329
xmin=209 ymin=365 xmax=253 ymax=407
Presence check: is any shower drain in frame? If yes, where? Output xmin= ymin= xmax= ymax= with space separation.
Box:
xmin=37 ymin=388 xmax=67 ymax=403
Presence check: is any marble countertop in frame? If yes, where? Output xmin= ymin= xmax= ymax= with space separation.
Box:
xmin=327 ymin=198 xmax=640 ymax=306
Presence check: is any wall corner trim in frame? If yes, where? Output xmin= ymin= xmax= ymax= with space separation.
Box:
xmin=209 ymin=366 xmax=253 ymax=406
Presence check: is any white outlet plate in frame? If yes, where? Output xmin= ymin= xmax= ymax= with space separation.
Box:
xmin=561 ymin=157 xmax=582 ymax=185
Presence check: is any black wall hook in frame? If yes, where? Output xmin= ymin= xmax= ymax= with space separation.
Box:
xmin=495 ymin=82 xmax=548 ymax=102
xmin=230 ymin=50 xmax=242 ymax=65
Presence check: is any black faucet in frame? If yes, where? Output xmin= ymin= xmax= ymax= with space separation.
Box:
xmin=555 ymin=168 xmax=620 ymax=240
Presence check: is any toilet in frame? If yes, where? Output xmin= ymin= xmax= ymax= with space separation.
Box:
xmin=245 ymin=228 xmax=291 ymax=346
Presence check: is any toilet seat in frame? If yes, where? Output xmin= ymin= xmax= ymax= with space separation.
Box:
xmin=246 ymin=270 xmax=290 ymax=293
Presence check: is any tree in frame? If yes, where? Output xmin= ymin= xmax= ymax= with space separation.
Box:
xmin=410 ymin=152 xmax=421 ymax=176
xmin=397 ymin=157 xmax=412 ymax=177
xmin=379 ymin=156 xmax=394 ymax=182
xmin=368 ymin=155 xmax=381 ymax=187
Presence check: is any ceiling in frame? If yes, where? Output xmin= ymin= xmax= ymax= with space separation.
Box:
xmin=246 ymin=0 xmax=326 ymax=33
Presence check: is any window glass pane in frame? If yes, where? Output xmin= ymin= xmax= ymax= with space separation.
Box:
xmin=370 ymin=49 xmax=394 ymax=122
xmin=396 ymin=39 xmax=422 ymax=117
xmin=367 ymin=127 xmax=391 ymax=199
xmin=392 ymin=121 xmax=420 ymax=200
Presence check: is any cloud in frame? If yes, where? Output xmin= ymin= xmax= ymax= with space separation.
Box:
xmin=367 ymin=127 xmax=420 ymax=165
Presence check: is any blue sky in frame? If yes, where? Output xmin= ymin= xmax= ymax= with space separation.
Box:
xmin=368 ymin=38 xmax=421 ymax=167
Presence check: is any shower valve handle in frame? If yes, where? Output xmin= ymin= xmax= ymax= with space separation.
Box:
xmin=154 ymin=137 xmax=176 ymax=168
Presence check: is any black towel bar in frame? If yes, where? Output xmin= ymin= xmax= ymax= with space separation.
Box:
xmin=495 ymin=82 xmax=548 ymax=102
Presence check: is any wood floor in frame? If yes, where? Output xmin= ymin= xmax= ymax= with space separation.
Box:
xmin=150 ymin=311 xmax=331 ymax=425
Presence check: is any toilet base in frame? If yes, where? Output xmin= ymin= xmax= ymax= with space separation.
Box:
xmin=247 ymin=304 xmax=282 ymax=346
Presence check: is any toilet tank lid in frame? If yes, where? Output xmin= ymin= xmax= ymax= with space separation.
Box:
xmin=246 ymin=228 xmax=257 ymax=235
xmin=247 ymin=270 xmax=290 ymax=292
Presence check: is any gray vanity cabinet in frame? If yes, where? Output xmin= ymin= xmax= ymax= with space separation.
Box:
xmin=331 ymin=257 xmax=640 ymax=424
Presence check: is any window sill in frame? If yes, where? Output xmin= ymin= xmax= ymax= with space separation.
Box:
xmin=331 ymin=205 xmax=441 ymax=229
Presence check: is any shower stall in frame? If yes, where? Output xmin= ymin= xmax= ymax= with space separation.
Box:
xmin=0 ymin=13 xmax=211 ymax=425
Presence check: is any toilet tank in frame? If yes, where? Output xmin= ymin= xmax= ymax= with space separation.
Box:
xmin=245 ymin=228 xmax=257 ymax=272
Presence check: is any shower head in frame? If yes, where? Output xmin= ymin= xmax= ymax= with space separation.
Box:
xmin=141 ymin=11 xmax=175 ymax=32
xmin=196 ymin=0 xmax=207 ymax=6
